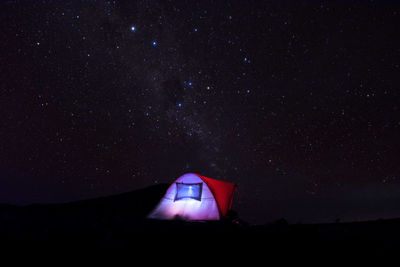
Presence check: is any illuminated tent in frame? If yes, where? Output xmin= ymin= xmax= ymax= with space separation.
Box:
xmin=147 ymin=173 xmax=235 ymax=221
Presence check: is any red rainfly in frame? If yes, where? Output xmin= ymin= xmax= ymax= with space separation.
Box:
xmin=194 ymin=173 xmax=236 ymax=217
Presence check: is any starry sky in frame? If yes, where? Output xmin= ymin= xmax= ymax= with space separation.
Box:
xmin=1 ymin=1 xmax=400 ymax=224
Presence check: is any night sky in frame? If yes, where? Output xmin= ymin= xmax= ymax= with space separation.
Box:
xmin=1 ymin=1 xmax=400 ymax=224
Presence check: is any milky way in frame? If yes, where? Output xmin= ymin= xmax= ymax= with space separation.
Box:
xmin=1 ymin=1 xmax=400 ymax=223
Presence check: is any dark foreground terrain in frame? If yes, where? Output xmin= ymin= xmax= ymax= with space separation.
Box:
xmin=1 ymin=184 xmax=400 ymax=253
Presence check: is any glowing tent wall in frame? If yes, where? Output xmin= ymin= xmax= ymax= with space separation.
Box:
xmin=147 ymin=173 xmax=235 ymax=221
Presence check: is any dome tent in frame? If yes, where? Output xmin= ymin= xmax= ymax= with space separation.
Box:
xmin=147 ymin=173 xmax=235 ymax=221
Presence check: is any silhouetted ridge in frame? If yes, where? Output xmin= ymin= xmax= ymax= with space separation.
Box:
xmin=2 ymin=183 xmax=400 ymax=251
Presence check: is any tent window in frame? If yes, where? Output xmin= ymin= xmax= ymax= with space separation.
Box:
xmin=175 ymin=183 xmax=203 ymax=201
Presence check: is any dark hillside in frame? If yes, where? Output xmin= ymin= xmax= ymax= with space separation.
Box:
xmin=0 ymin=183 xmax=399 ymax=253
